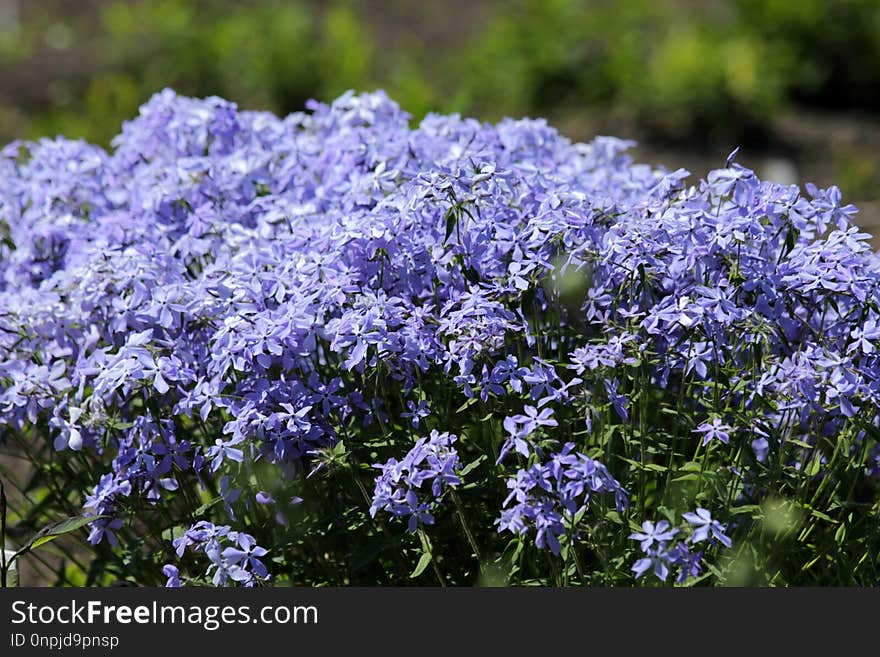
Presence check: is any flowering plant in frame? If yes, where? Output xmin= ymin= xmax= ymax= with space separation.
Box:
xmin=0 ymin=90 xmax=878 ymax=586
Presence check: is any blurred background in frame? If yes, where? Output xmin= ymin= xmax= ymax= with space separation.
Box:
xmin=1 ymin=0 xmax=879 ymax=238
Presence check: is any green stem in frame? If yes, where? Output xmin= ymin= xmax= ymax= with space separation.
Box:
xmin=1 ymin=479 xmax=7 ymax=588
xmin=348 ymin=459 xmax=409 ymax=582
xmin=418 ymin=528 xmax=446 ymax=587
xmin=571 ymin=542 xmax=585 ymax=584
xmin=546 ymin=551 xmax=561 ymax=587
xmin=450 ymin=489 xmax=482 ymax=572
xmin=431 ymin=553 xmax=446 ymax=587
xmin=662 ymin=345 xmax=695 ymax=500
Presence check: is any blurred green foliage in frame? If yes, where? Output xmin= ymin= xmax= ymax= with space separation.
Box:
xmin=735 ymin=0 xmax=880 ymax=108
xmin=1 ymin=0 xmax=879 ymax=146
xmin=456 ymin=0 xmax=874 ymax=141
xmin=15 ymin=0 xmax=379 ymax=145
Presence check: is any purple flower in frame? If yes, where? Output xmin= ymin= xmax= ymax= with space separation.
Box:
xmin=205 ymin=438 xmax=245 ymax=474
xmin=849 ymin=319 xmax=880 ymax=355
xmin=693 ymin=419 xmax=732 ymax=446
xmin=498 ymin=405 xmax=558 ymax=463
xmin=603 ymin=378 xmax=629 ymax=422
xmin=497 ymin=444 xmax=627 ymax=555
xmin=370 ymin=431 xmax=462 ymax=531
xmin=255 ymin=491 xmax=275 ymax=505
xmin=162 ymin=564 xmax=181 ymax=587
xmin=867 ymin=445 xmax=880 ymax=479
xmin=401 ymin=399 xmax=431 ymax=428
xmin=668 ymin=542 xmax=703 ymax=583
xmin=751 ymin=437 xmax=770 ymax=462
xmin=683 ymin=508 xmax=732 ymax=548
xmin=222 ymin=533 xmax=269 ymax=581
xmin=630 ymin=520 xmax=709 ymax=583
xmin=629 ymin=520 xmax=679 ymax=553
xmin=171 ymin=522 xmax=269 ymax=587
xmin=632 ymin=551 xmax=673 ymax=582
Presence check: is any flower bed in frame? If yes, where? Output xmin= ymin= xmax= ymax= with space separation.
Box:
xmin=1 ymin=90 xmax=878 ymax=586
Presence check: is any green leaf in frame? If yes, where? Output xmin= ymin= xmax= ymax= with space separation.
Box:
xmin=456 ymin=397 xmax=478 ymax=413
xmin=417 ymin=529 xmax=433 ymax=554
xmin=801 ymin=554 xmax=823 ymax=572
xmin=463 ymin=266 xmax=481 ymax=285
xmin=682 ymin=571 xmax=714 ymax=587
xmin=161 ymin=525 xmax=187 ymax=543
xmin=444 ymin=207 xmax=457 ymax=242
xmin=195 ymin=497 xmax=221 ymax=516
xmin=13 ymin=515 xmax=98 ymax=560
xmin=804 ymin=452 xmax=822 ymax=477
xmin=459 ymin=455 xmax=486 ymax=478
xmin=706 ymin=563 xmax=725 ymax=579
xmin=621 ymin=458 xmax=667 ymax=473
xmin=783 ymin=225 xmax=798 ymax=256
xmin=410 ymin=553 xmax=432 ymax=579
xmin=804 ymin=506 xmax=837 ymax=524
xmin=729 ymin=505 xmax=763 ymax=516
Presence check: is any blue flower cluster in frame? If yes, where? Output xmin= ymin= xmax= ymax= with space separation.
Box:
xmin=169 ymin=521 xmax=269 ymax=586
xmin=629 ymin=509 xmax=731 ymax=583
xmin=497 ymin=443 xmax=627 ymax=555
xmin=370 ymin=430 xmax=462 ymax=532
xmin=0 ymin=88 xmax=877 ymax=585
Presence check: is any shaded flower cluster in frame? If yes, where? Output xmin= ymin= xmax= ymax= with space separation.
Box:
xmin=496 ymin=443 xmax=627 ymax=554
xmin=370 ymin=430 xmax=462 ymax=532
xmin=629 ymin=509 xmax=731 ymax=583
xmin=169 ymin=521 xmax=269 ymax=587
